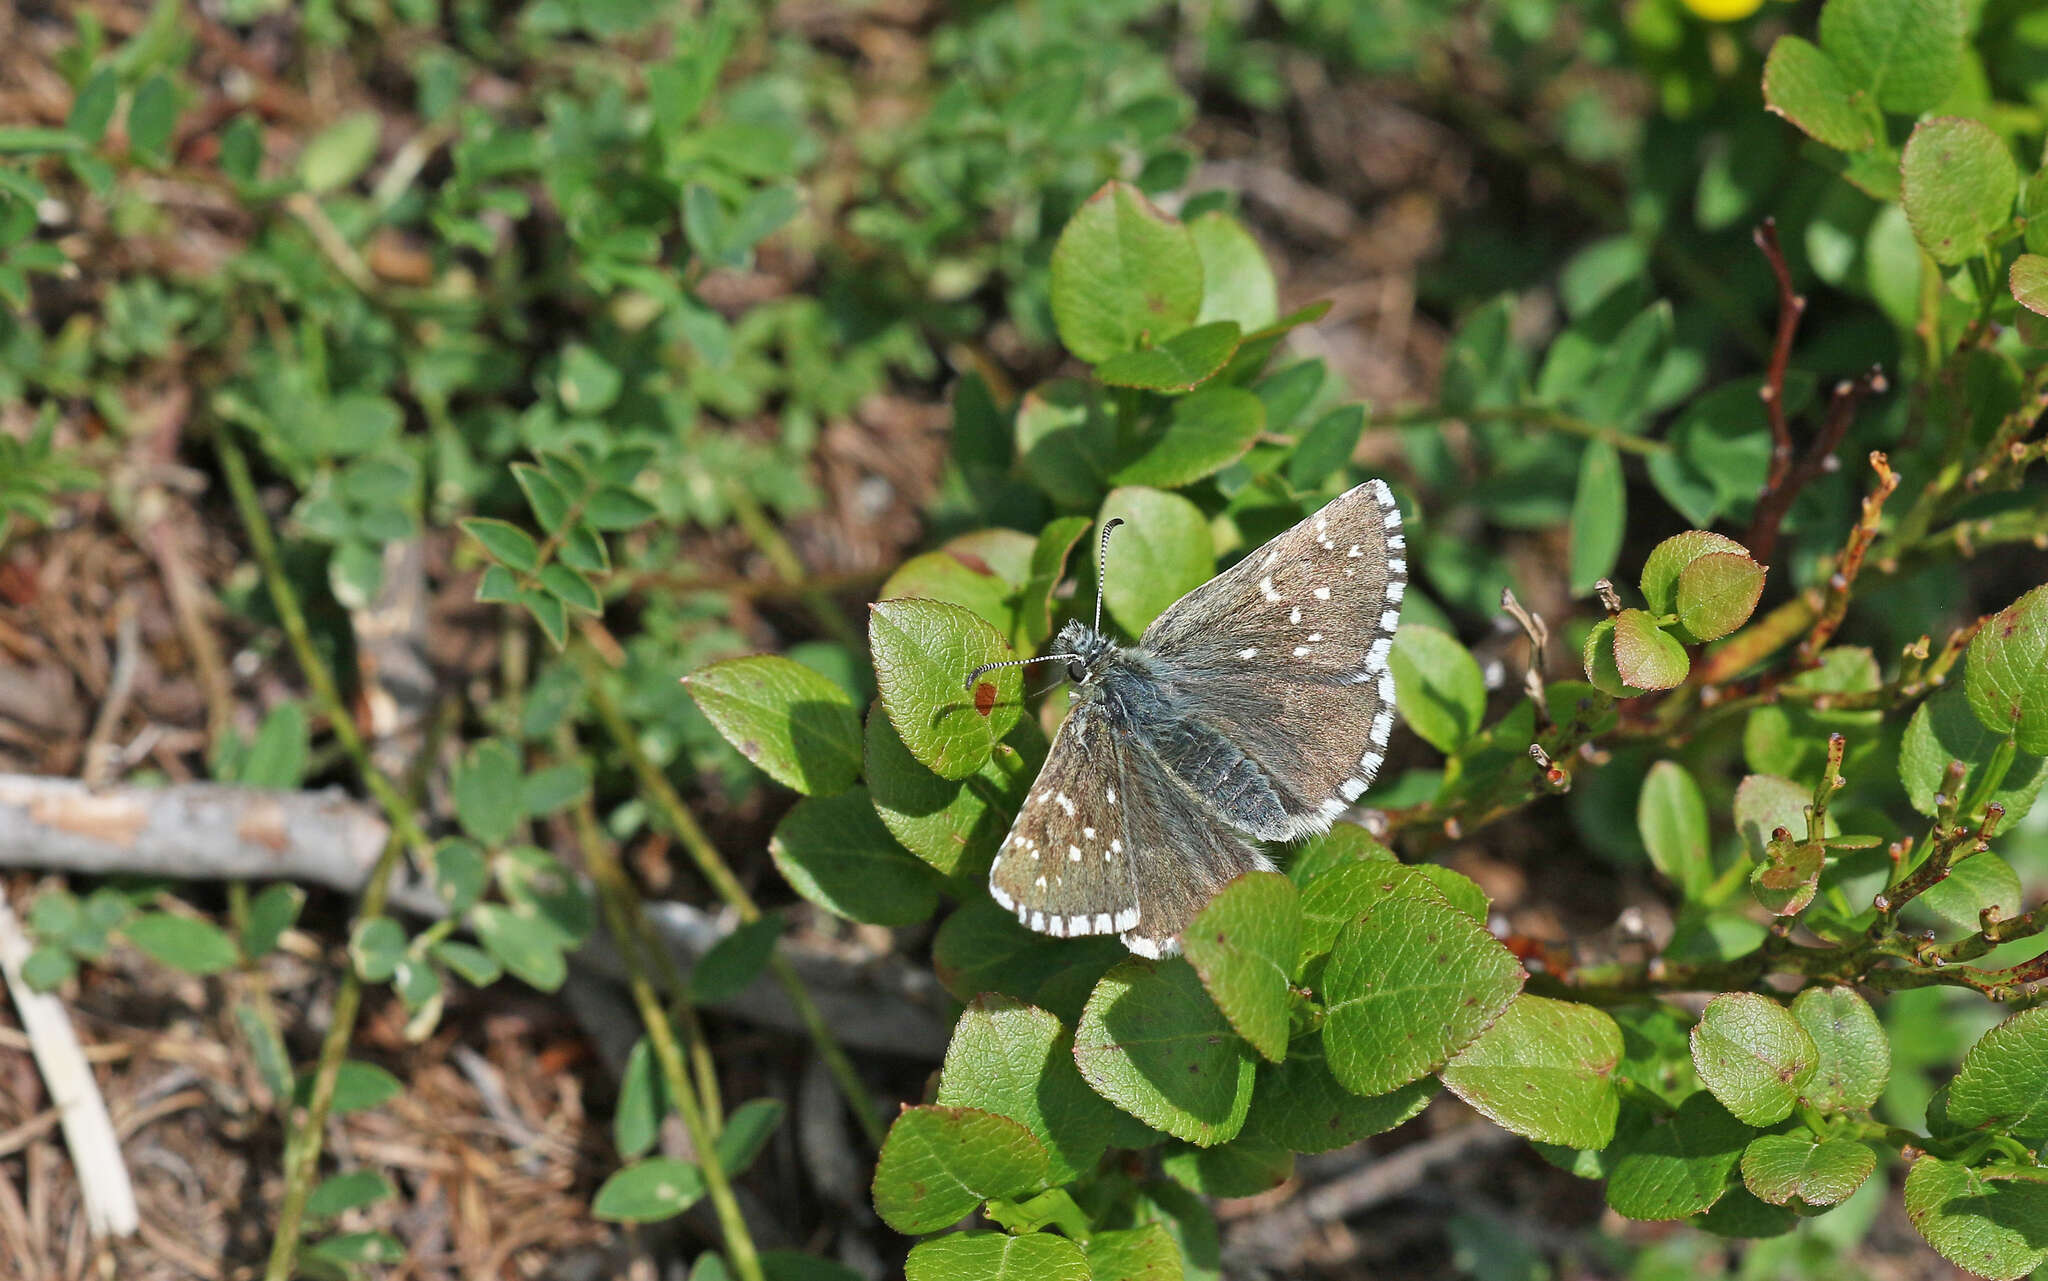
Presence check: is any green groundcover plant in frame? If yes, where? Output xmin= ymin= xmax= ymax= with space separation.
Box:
xmin=664 ymin=5 xmax=2047 ymax=1275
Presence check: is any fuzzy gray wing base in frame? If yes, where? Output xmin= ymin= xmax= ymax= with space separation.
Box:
xmin=1111 ymin=732 xmax=1274 ymax=958
xmin=1139 ymin=479 xmax=1408 ymax=838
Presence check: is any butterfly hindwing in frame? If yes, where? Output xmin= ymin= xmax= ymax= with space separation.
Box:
xmin=1138 ymin=479 xmax=1407 ymax=838
xmin=1112 ymin=730 xmax=1274 ymax=958
xmin=987 ymin=701 xmax=1139 ymax=940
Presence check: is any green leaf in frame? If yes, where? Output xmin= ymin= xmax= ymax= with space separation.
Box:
xmin=453 ymin=739 xmax=523 ymax=846
xmin=1818 ymin=0 xmax=1965 ymax=114
xmin=241 ymin=884 xmax=304 ymax=959
xmin=1640 ymin=530 xmax=1751 ymax=616
xmin=306 ymin=1170 xmax=396 ymax=1222
xmin=1919 ymin=851 xmax=2023 ymax=932
xmin=1296 ymin=859 xmax=1474 ymax=970
xmin=294 ymin=1060 xmax=404 ymax=1115
xmin=125 ymin=75 xmax=177 ymax=164
xmin=1109 ymin=387 xmax=1264 ymax=488
xmin=1286 ymin=405 xmax=1365 ymax=491
xmin=715 ymin=1098 xmax=784 ymax=1177
xmin=870 ymin=598 xmax=1023 ymax=781
xmin=556 ymin=343 xmax=621 ymax=414
xmin=1568 ymin=442 xmax=1625 ymax=596
xmin=2014 ymin=255 xmax=2048 ymax=318
xmin=1674 ymin=553 xmax=1766 ymax=644
xmin=614 ymin=1038 xmax=668 ymax=1158
xmin=1081 ymin=1223 xmax=1183 ymax=1281
xmin=880 ymin=531 xmax=1036 ymax=644
xmin=234 ymin=1002 xmax=292 ymax=1099
xmin=305 ymin=1231 xmax=404 ymax=1266
xmin=519 ymin=763 xmax=589 ymax=817
xmin=1322 ymin=890 xmax=1524 ymax=1096
xmin=1947 ymin=1007 xmax=2048 ymax=1144
xmin=683 ymin=655 xmax=863 ymax=796
xmin=469 ymin=903 xmax=567 ymax=991
xmin=1611 ymin=610 xmax=1688 ymax=692
xmin=1073 ymin=959 xmax=1258 ymax=1146
xmin=1740 ymin=1134 xmax=1874 ymax=1208
xmin=688 ymin=917 xmax=785 ymax=1004
xmin=1440 ymin=994 xmax=1621 ymax=1149
xmin=1750 ymin=832 xmax=1824 ymax=917
xmin=866 ymin=709 xmax=1043 ymax=881
xmin=1762 ymin=36 xmax=1877 ymax=151
xmin=538 ymin=563 xmax=601 ymax=615
xmin=593 ymin=1157 xmax=706 ymax=1223
xmin=769 ymin=790 xmax=939 ymax=927
xmin=1901 ymin=689 xmax=2048 ymax=825
xmin=1161 ymin=1132 xmax=1292 ymax=1198
xmin=298 ymin=112 xmax=381 ymax=193
xmin=1903 ymin=1155 xmax=2048 ymax=1281
xmin=125 ymin=912 xmax=239 ymax=976
xmin=1242 ymin=1034 xmax=1434 ymax=1153
xmin=935 ymin=996 xmax=1121 ymax=1185
xmin=1049 ymin=181 xmax=1203 ymax=363
xmin=349 ymin=916 xmax=406 ymax=984
xmin=1733 ymin=773 xmax=1811 ymax=857
xmin=1790 ymin=986 xmax=1888 ymax=1114
xmin=432 ymin=939 xmax=500 ymax=987
xmin=461 ymin=518 xmax=540 ymax=573
xmin=1098 ymin=488 xmax=1211 ymax=635
xmin=1017 ymin=380 xmax=1114 ymax=509
xmin=1966 ymin=584 xmax=2048 ymax=754
xmin=22 ymin=946 xmax=74 ymax=991
xmin=1388 ymin=624 xmax=1485 ymax=754
xmin=930 ymin=899 xmax=1125 ymax=1013
xmin=431 ymin=839 xmax=489 ymax=915
xmin=871 ymin=1104 xmax=1049 ymax=1233
xmin=906 ymin=1232 xmax=1091 ymax=1281
xmin=1604 ymin=1092 xmax=1751 ymax=1220
xmin=1689 ymin=993 xmax=1818 ymax=1126
xmin=1181 ymin=872 xmax=1300 ymax=1062
xmin=1189 ymin=211 xmax=1279 ymax=331
xmin=67 ymin=68 xmax=119 ymax=144
xmin=240 ymin=702 xmax=310 ymax=789
xmin=1021 ymin=517 xmax=1092 ymax=650
xmin=1097 ymin=322 xmax=1242 ymax=392
xmin=1901 ymin=118 xmax=2020 ymax=267
xmin=1638 ymin=762 xmax=1712 ymax=901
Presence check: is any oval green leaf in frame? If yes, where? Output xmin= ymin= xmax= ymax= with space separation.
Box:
xmin=769 ymin=791 xmax=940 ymax=927
xmin=870 ymin=598 xmax=1023 ymax=781
xmin=1689 ymin=992 xmax=1818 ymax=1126
xmin=683 ymin=655 xmax=864 ymax=796
xmin=1073 ymin=959 xmax=1258 ymax=1147
xmin=870 ymin=1104 xmax=1049 ymax=1234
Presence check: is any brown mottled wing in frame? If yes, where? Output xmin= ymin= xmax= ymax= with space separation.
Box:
xmin=1111 ymin=729 xmax=1274 ymax=958
xmin=1138 ymin=479 xmax=1408 ymax=839
xmin=987 ymin=701 xmax=1139 ymax=941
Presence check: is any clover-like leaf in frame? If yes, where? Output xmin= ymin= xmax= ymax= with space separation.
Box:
xmin=1097 ymin=321 xmax=1242 ymax=393
xmin=1604 ymin=1092 xmax=1751 ymax=1220
xmin=1098 ymin=487 xmax=1212 ymax=635
xmin=1389 ymin=624 xmax=1485 ymax=753
xmin=1181 ymin=872 xmax=1300 ymax=1062
xmin=1611 ymin=609 xmax=1689 ymax=691
xmin=1690 ymin=993 xmax=1818 ymax=1126
xmin=1050 ymin=181 xmax=1203 ymax=364
xmin=1740 ymin=1134 xmax=1874 ymax=1208
xmin=906 ymin=1232 xmax=1091 ymax=1281
xmin=1242 ymin=1034 xmax=1434 ymax=1154
xmin=870 ymin=598 xmax=1023 ymax=781
xmin=1322 ymin=889 xmax=1524 ymax=1097
xmin=1966 ymin=583 xmax=2048 ymax=755
xmin=1441 ymin=994 xmax=1622 ymax=1150
xmin=683 ymin=655 xmax=864 ymax=796
xmin=1903 ymin=1155 xmax=2048 ymax=1281
xmin=769 ymin=791 xmax=940 ymax=927
xmin=1947 ymin=1007 xmax=2048 ymax=1145
xmin=1109 ymin=386 xmax=1264 ymax=488
xmin=593 ymin=1157 xmax=705 ymax=1224
xmin=1900 ymin=117 xmax=2021 ymax=267
xmin=935 ymin=996 xmax=1122 ymax=1185
xmin=871 ymin=1105 xmax=1049 ymax=1234
xmin=1073 ymin=959 xmax=1258 ymax=1147
xmin=1790 ymin=986 xmax=1888 ymax=1114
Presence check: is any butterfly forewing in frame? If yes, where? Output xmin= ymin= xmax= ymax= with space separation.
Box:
xmin=987 ymin=702 xmax=1140 ymax=939
xmin=1139 ymin=479 xmax=1407 ymax=838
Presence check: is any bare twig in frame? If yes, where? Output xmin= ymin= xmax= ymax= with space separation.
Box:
xmin=1746 ymin=366 xmax=1887 ymax=566
xmin=79 ymin=598 xmax=141 ymax=789
xmin=1797 ymin=451 xmax=1900 ymax=666
xmin=1753 ymin=219 xmax=1806 ymax=506
xmin=0 ymin=885 xmax=138 ymax=1239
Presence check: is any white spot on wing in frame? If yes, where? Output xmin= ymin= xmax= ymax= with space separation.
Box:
xmin=1314 ymin=587 xmax=1331 ymax=600
xmin=1387 ymin=581 xmax=1405 ymax=604
xmin=1293 ymin=645 xmax=1311 ymax=656
xmin=1239 ymin=647 xmax=1258 ymax=659
xmin=1260 ymin=576 xmax=1281 ymax=602
xmin=1339 ymin=777 xmax=1367 ymax=801
xmin=1381 ymin=609 xmax=1401 ymax=632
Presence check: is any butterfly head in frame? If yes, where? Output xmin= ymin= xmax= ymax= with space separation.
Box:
xmin=1052 ymin=619 xmax=1118 ymax=684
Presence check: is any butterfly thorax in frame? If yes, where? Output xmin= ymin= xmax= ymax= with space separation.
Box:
xmin=1052 ymin=619 xmax=1122 ymax=684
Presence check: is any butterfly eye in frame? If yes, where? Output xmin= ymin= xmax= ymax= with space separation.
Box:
xmin=1066 ymin=659 xmax=1086 ymax=683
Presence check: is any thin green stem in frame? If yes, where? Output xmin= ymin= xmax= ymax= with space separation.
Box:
xmin=575 ymin=648 xmax=888 ymax=1147
xmin=725 ymin=484 xmax=864 ymax=654
xmin=569 ymin=797 xmax=764 ymax=1281
xmin=218 ymin=431 xmax=421 ymax=1281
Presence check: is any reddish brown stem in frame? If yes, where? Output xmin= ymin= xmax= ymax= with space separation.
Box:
xmin=1753 ymin=218 xmax=1805 ymax=505
xmin=1746 ymin=366 xmax=1887 ymax=566
xmin=1797 ymin=450 xmax=1900 ymax=666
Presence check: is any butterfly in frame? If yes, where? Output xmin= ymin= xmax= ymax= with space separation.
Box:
xmin=973 ymin=479 xmax=1407 ymax=957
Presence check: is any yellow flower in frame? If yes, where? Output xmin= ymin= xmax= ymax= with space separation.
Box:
xmin=1682 ymin=0 xmax=1765 ymax=20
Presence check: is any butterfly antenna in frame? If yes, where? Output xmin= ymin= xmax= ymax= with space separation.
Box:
xmin=964 ymin=653 xmax=1069 ymax=691
xmin=1093 ymin=517 xmax=1124 ymax=633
